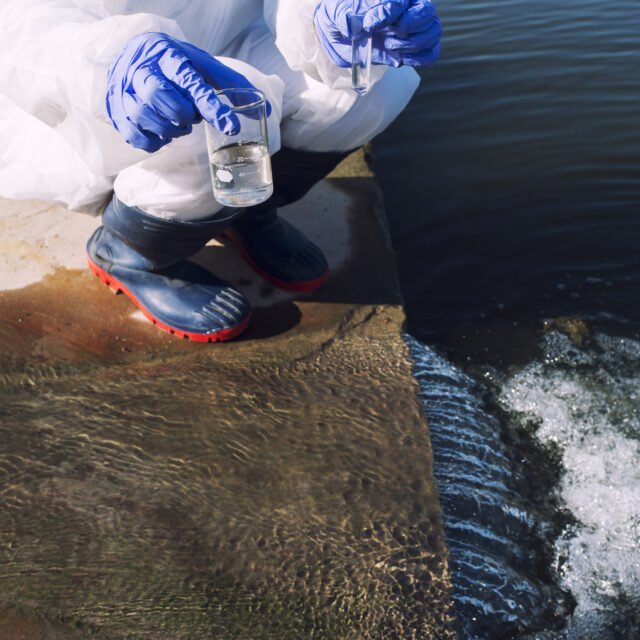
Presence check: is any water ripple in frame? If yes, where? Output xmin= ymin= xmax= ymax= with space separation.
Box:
xmin=407 ymin=336 xmax=570 ymax=638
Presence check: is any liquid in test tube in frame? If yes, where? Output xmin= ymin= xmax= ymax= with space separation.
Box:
xmin=351 ymin=0 xmax=372 ymax=95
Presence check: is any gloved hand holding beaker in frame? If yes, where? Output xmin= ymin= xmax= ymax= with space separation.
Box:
xmin=106 ymin=32 xmax=270 ymax=152
xmin=314 ymin=0 xmax=442 ymax=69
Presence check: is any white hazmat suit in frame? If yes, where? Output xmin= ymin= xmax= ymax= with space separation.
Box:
xmin=0 ymin=0 xmax=420 ymax=219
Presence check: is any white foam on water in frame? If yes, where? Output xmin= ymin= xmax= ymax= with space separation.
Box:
xmin=498 ymin=331 xmax=640 ymax=638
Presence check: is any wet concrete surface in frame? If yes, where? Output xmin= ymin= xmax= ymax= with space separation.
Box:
xmin=0 ymin=151 xmax=457 ymax=639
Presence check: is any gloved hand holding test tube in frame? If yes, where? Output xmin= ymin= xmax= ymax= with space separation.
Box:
xmin=314 ymin=0 xmax=442 ymax=92
xmin=350 ymin=0 xmax=372 ymax=94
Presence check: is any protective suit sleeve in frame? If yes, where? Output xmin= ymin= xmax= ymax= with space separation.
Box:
xmin=263 ymin=0 xmax=387 ymax=91
xmin=0 ymin=0 xmax=188 ymax=176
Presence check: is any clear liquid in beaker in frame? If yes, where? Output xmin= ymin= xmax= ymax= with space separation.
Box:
xmin=210 ymin=142 xmax=273 ymax=207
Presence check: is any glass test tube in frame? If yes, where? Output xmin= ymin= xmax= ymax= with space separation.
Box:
xmin=351 ymin=0 xmax=372 ymax=95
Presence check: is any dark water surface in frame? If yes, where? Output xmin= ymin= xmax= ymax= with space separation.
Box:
xmin=375 ymin=0 xmax=640 ymax=637
xmin=376 ymin=0 xmax=640 ymax=361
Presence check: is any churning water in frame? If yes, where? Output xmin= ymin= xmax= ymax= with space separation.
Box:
xmin=408 ymin=332 xmax=640 ymax=638
xmin=407 ymin=336 xmax=569 ymax=639
xmin=374 ymin=0 xmax=640 ymax=635
xmin=499 ymin=331 xmax=640 ymax=639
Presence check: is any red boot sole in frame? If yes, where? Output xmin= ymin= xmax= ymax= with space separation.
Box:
xmin=87 ymin=253 xmax=251 ymax=343
xmin=222 ymin=230 xmax=328 ymax=293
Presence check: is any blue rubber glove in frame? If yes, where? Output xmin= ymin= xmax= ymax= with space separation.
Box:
xmin=314 ymin=0 xmax=442 ymax=69
xmin=106 ymin=32 xmax=270 ymax=152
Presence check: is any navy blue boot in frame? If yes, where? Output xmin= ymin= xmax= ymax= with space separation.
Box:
xmin=87 ymin=196 xmax=251 ymax=342
xmin=224 ymin=147 xmax=352 ymax=292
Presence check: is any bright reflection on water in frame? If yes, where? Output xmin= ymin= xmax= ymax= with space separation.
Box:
xmin=407 ymin=336 xmax=571 ymax=639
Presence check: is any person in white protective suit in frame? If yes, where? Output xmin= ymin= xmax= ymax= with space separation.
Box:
xmin=0 ymin=0 xmax=442 ymax=342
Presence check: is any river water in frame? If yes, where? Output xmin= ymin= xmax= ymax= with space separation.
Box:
xmin=375 ymin=0 xmax=640 ymax=637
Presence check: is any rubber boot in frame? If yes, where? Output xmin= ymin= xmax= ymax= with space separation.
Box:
xmin=86 ymin=195 xmax=251 ymax=342
xmin=224 ymin=147 xmax=353 ymax=292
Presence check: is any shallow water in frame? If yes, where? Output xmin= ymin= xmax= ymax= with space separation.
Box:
xmin=0 ymin=342 xmax=455 ymax=639
xmin=375 ymin=0 xmax=640 ymax=635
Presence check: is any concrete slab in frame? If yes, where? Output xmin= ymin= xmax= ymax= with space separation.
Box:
xmin=0 ymin=177 xmax=393 ymax=366
xmin=0 ymin=151 xmax=456 ymax=639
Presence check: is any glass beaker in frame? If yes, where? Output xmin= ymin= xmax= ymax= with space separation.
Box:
xmin=205 ymin=88 xmax=273 ymax=208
